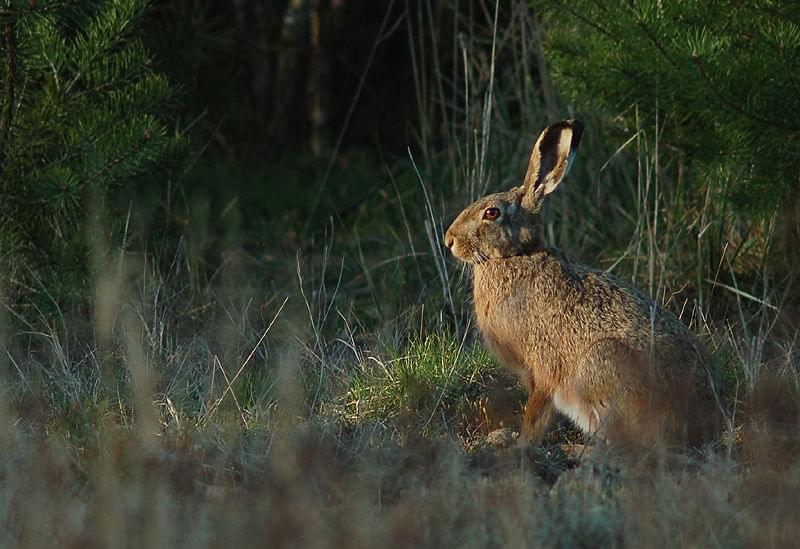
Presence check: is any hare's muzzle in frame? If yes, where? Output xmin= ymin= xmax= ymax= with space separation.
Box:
xmin=444 ymin=226 xmax=468 ymax=261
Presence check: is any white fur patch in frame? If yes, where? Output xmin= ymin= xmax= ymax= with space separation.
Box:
xmin=553 ymin=390 xmax=595 ymax=434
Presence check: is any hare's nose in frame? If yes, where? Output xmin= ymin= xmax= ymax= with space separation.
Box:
xmin=444 ymin=234 xmax=454 ymax=249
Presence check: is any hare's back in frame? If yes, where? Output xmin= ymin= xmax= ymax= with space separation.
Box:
xmin=475 ymin=252 xmax=710 ymax=366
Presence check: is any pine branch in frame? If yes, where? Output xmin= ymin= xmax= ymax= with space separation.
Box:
xmin=37 ymin=85 xmax=170 ymax=175
xmin=0 ymin=2 xmax=67 ymax=173
xmin=84 ymin=128 xmax=152 ymax=186
xmin=0 ymin=2 xmax=71 ymax=19
xmin=0 ymin=20 xmax=16 ymax=178
xmin=634 ymin=15 xmax=679 ymax=70
xmin=690 ymin=53 xmax=800 ymax=132
xmin=551 ymin=0 xmax=619 ymax=43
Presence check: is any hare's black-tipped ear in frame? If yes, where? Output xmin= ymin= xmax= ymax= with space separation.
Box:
xmin=521 ymin=120 xmax=583 ymax=209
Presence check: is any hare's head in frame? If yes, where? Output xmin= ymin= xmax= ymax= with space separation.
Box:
xmin=444 ymin=120 xmax=583 ymax=263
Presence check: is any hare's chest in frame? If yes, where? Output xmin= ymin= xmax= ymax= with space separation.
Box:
xmin=473 ymin=284 xmax=511 ymax=335
xmin=473 ymin=277 xmax=537 ymax=334
xmin=473 ymin=279 xmax=535 ymax=361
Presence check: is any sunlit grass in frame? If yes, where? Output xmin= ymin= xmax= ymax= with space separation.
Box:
xmin=342 ymin=333 xmax=504 ymax=435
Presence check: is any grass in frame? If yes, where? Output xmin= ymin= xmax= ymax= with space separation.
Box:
xmin=342 ymin=333 xmax=507 ymax=435
xmin=2 ymin=3 xmax=800 ymax=547
xmin=3 ymin=131 xmax=799 ymax=545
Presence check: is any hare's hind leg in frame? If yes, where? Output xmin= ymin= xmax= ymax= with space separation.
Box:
xmin=520 ymin=387 xmax=554 ymax=446
xmin=575 ymin=339 xmax=650 ymax=445
xmin=578 ymin=339 xmax=681 ymax=450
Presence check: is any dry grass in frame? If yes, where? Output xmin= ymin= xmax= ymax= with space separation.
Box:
xmin=2 ymin=396 xmax=800 ymax=547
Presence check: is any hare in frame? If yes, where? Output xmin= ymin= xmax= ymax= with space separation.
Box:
xmin=444 ymin=120 xmax=723 ymax=450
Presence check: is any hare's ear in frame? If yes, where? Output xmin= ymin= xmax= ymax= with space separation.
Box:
xmin=521 ymin=120 xmax=583 ymax=209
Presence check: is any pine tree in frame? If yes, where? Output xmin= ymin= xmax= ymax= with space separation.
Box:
xmin=541 ymin=1 xmax=800 ymax=219
xmin=0 ymin=0 xmax=183 ymax=304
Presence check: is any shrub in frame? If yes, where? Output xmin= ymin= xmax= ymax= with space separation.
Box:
xmin=0 ymin=0 xmax=184 ymax=305
xmin=542 ymin=1 xmax=800 ymax=219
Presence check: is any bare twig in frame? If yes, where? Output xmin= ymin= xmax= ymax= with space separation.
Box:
xmin=204 ymin=296 xmax=289 ymax=421
xmin=214 ymin=355 xmax=249 ymax=428
xmin=704 ymin=278 xmax=778 ymax=311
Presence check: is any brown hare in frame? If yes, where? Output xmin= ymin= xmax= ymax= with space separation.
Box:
xmin=445 ymin=120 xmax=723 ymax=451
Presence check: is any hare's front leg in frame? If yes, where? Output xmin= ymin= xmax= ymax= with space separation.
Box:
xmin=520 ymin=388 xmax=554 ymax=446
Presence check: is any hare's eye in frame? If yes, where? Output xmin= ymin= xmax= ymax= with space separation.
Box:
xmin=483 ymin=207 xmax=501 ymax=221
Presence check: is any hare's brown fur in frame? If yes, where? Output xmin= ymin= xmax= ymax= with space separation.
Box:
xmin=445 ymin=120 xmax=722 ymax=450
